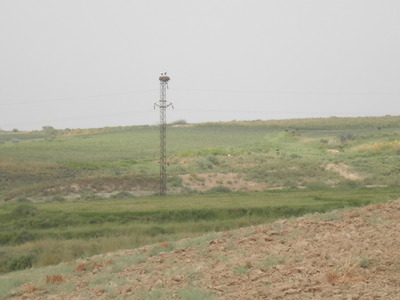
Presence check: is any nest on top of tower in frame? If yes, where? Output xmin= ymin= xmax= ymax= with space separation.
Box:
xmin=159 ymin=75 xmax=170 ymax=82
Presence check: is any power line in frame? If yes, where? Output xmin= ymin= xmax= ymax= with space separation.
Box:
xmin=2 ymin=88 xmax=398 ymax=107
xmin=174 ymin=88 xmax=400 ymax=96
xmin=0 ymin=89 xmax=157 ymax=106
xmin=1 ymin=109 xmax=156 ymax=128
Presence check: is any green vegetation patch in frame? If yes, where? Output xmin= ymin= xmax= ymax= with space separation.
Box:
xmin=0 ymin=187 xmax=398 ymax=274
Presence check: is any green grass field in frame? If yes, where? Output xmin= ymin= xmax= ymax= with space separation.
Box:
xmin=1 ymin=116 xmax=400 ymax=201
xmin=1 ymin=187 xmax=399 ymax=274
xmin=0 ymin=115 xmax=399 ymax=274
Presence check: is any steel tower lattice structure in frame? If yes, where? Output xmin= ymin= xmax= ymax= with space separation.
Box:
xmin=154 ymin=73 xmax=173 ymax=196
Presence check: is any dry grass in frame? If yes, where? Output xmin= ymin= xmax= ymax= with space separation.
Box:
xmin=355 ymin=140 xmax=400 ymax=153
xmin=325 ymin=256 xmax=366 ymax=285
xmin=45 ymin=275 xmax=66 ymax=285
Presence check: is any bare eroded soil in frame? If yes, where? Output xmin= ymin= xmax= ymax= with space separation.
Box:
xmin=180 ymin=173 xmax=270 ymax=192
xmin=9 ymin=199 xmax=400 ymax=299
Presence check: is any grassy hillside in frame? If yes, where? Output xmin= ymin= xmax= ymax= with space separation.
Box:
xmin=0 ymin=115 xmax=400 ymax=274
xmin=1 ymin=115 xmax=400 ymax=201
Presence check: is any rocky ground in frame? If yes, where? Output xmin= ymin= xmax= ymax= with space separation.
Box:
xmin=8 ymin=199 xmax=400 ymax=299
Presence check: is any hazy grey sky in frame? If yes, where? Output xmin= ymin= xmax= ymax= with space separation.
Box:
xmin=1 ymin=0 xmax=399 ymax=131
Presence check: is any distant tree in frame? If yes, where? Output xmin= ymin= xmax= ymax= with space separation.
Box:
xmin=12 ymin=128 xmax=19 ymax=133
xmin=170 ymin=119 xmax=188 ymax=126
xmin=42 ymin=125 xmax=57 ymax=135
xmin=42 ymin=125 xmax=55 ymax=131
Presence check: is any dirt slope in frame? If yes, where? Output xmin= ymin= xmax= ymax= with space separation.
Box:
xmin=9 ymin=199 xmax=400 ymax=299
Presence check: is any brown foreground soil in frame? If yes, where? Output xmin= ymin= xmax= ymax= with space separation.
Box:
xmin=7 ymin=199 xmax=400 ymax=299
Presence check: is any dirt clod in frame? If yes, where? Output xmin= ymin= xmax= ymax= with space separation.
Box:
xmin=45 ymin=275 xmax=66 ymax=285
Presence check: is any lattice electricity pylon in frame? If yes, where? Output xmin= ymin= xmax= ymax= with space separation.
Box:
xmin=154 ymin=72 xmax=173 ymax=196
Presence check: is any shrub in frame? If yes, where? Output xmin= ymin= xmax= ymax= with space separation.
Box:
xmin=306 ymin=182 xmax=330 ymax=190
xmin=145 ymin=226 xmax=167 ymax=237
xmin=0 ymin=233 xmax=13 ymax=245
xmin=111 ymin=191 xmax=133 ymax=199
xmin=14 ymin=230 xmax=36 ymax=244
xmin=197 ymin=154 xmax=222 ymax=169
xmin=12 ymin=204 xmax=38 ymax=218
xmin=16 ymin=197 xmax=31 ymax=203
xmin=207 ymin=155 xmax=220 ymax=166
xmin=261 ymin=255 xmax=285 ymax=268
xmin=207 ymin=186 xmax=231 ymax=193
xmin=168 ymin=175 xmax=183 ymax=187
xmin=320 ymin=139 xmax=329 ymax=145
xmin=339 ymin=133 xmax=356 ymax=143
xmin=150 ymin=242 xmax=175 ymax=256
xmin=234 ymin=265 xmax=250 ymax=275
xmin=197 ymin=158 xmax=213 ymax=169
xmin=138 ymin=289 xmax=165 ymax=300
xmin=178 ymin=287 xmax=215 ymax=300
xmin=132 ymin=254 xmax=146 ymax=264
xmin=52 ymin=195 xmax=66 ymax=202
xmin=359 ymin=256 xmax=370 ymax=269
xmin=7 ymin=254 xmax=35 ymax=272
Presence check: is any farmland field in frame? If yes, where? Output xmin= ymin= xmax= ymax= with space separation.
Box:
xmin=0 ymin=115 xmax=399 ymax=275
